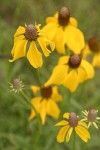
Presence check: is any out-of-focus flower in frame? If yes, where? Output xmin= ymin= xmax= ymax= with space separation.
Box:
xmin=29 ymin=85 xmax=62 ymax=125
xmin=9 ymin=78 xmax=24 ymax=93
xmin=83 ymin=36 xmax=100 ymax=67
xmin=43 ymin=6 xmax=85 ymax=54
xmin=55 ymin=112 xmax=90 ymax=143
xmin=82 ymin=109 xmax=100 ymax=129
xmin=10 ymin=24 xmax=55 ymax=68
xmin=45 ymin=54 xmax=95 ymax=92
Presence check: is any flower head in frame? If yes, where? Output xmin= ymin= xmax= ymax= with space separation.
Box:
xmin=9 ymin=78 xmax=24 ymax=93
xmin=82 ymin=109 xmax=100 ymax=129
xmin=55 ymin=112 xmax=90 ymax=143
xmin=45 ymin=54 xmax=95 ymax=92
xmin=29 ymin=85 xmax=62 ymax=125
xmin=43 ymin=6 xmax=85 ymax=54
xmin=83 ymin=36 xmax=100 ymax=67
xmin=10 ymin=24 xmax=55 ymax=68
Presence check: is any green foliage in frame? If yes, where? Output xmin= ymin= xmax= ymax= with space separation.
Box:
xmin=0 ymin=0 xmax=100 ymax=149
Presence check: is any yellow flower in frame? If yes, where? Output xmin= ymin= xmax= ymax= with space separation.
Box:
xmin=29 ymin=85 xmax=62 ymax=125
xmin=43 ymin=7 xmax=85 ymax=54
xmin=83 ymin=36 xmax=100 ymax=67
xmin=10 ymin=24 xmax=55 ymax=68
xmin=82 ymin=109 xmax=100 ymax=129
xmin=45 ymin=54 xmax=95 ymax=92
xmin=55 ymin=112 xmax=90 ymax=143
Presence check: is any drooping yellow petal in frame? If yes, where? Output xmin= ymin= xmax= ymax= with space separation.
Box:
xmin=77 ymin=67 xmax=87 ymax=83
xmin=39 ymin=99 xmax=47 ymax=125
xmin=54 ymin=26 xmax=66 ymax=54
xmin=29 ymin=97 xmax=41 ymax=120
xmin=82 ymin=44 xmax=92 ymax=58
xmin=38 ymin=37 xmax=51 ymax=57
xmin=14 ymin=26 xmax=25 ymax=37
xmin=31 ymin=86 xmax=40 ymax=96
xmin=81 ymin=59 xmax=95 ymax=79
xmin=9 ymin=40 xmax=27 ymax=62
xmin=46 ymin=17 xmax=57 ymax=24
xmin=78 ymin=121 xmax=88 ymax=128
xmin=65 ymin=25 xmax=85 ymax=54
xmin=75 ymin=126 xmax=90 ymax=143
xmin=92 ymin=53 xmax=100 ymax=67
xmin=93 ymin=122 xmax=98 ymax=129
xmin=45 ymin=65 xmax=68 ymax=86
xmin=43 ymin=23 xmax=57 ymax=41
xmin=27 ymin=42 xmax=43 ymax=68
xmin=58 ymin=56 xmax=70 ymax=65
xmin=77 ymin=125 xmax=90 ymax=139
xmin=47 ymin=99 xmax=60 ymax=119
xmin=63 ymin=70 xmax=79 ymax=92
xmin=69 ymin=17 xmax=78 ymax=27
xmin=66 ymin=127 xmax=73 ymax=142
xmin=51 ymin=86 xmax=62 ymax=102
xmin=63 ymin=113 xmax=70 ymax=119
xmin=57 ymin=125 xmax=69 ymax=143
xmin=55 ymin=120 xmax=68 ymax=126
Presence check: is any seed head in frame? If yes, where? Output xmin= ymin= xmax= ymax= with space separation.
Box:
xmin=25 ymin=24 xmax=38 ymax=41
xmin=69 ymin=112 xmax=78 ymax=127
xmin=58 ymin=7 xmax=70 ymax=26
xmin=41 ymin=86 xmax=52 ymax=99
xmin=88 ymin=109 xmax=97 ymax=122
xmin=88 ymin=37 xmax=100 ymax=53
xmin=68 ymin=54 xmax=81 ymax=68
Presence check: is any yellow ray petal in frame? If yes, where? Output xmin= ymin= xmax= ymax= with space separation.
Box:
xmin=38 ymin=37 xmax=51 ymax=57
xmin=55 ymin=120 xmax=68 ymax=126
xmin=27 ymin=42 xmax=43 ymax=68
xmin=51 ymin=86 xmax=62 ymax=102
xmin=77 ymin=67 xmax=87 ymax=83
xmin=39 ymin=99 xmax=47 ymax=125
xmin=75 ymin=127 xmax=90 ymax=143
xmin=43 ymin=23 xmax=57 ymax=41
xmin=14 ymin=26 xmax=25 ymax=37
xmin=46 ymin=17 xmax=57 ymax=24
xmin=78 ymin=121 xmax=88 ymax=128
xmin=82 ymin=44 xmax=92 ymax=58
xmin=65 ymin=25 xmax=85 ymax=54
xmin=69 ymin=17 xmax=78 ymax=27
xmin=58 ymin=56 xmax=70 ymax=65
xmin=63 ymin=70 xmax=79 ymax=92
xmin=57 ymin=125 xmax=69 ymax=143
xmin=63 ymin=113 xmax=70 ymax=119
xmin=47 ymin=99 xmax=60 ymax=119
xmin=92 ymin=53 xmax=100 ymax=67
xmin=29 ymin=97 xmax=41 ymax=120
xmin=77 ymin=126 xmax=90 ymax=139
xmin=66 ymin=127 xmax=73 ymax=142
xmin=81 ymin=59 xmax=95 ymax=79
xmin=54 ymin=26 xmax=66 ymax=54
xmin=9 ymin=40 xmax=27 ymax=62
xmin=45 ymin=65 xmax=68 ymax=86
xmin=93 ymin=122 xmax=98 ymax=129
xmin=31 ymin=86 xmax=40 ymax=96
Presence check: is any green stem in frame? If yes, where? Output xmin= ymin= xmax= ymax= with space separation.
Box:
xmin=73 ymin=130 xmax=76 ymax=150
xmin=20 ymin=90 xmax=37 ymax=114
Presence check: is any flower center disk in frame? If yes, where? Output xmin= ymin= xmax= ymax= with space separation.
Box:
xmin=68 ymin=54 xmax=81 ymax=68
xmin=58 ymin=7 xmax=70 ymax=26
xmin=88 ymin=109 xmax=97 ymax=122
xmin=69 ymin=112 xmax=78 ymax=127
xmin=88 ymin=37 xmax=100 ymax=53
xmin=25 ymin=24 xmax=38 ymax=41
xmin=41 ymin=86 xmax=52 ymax=99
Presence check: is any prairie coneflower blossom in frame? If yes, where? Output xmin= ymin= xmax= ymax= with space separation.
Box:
xmin=29 ymin=85 xmax=62 ymax=125
xmin=55 ymin=112 xmax=90 ymax=143
xmin=43 ymin=6 xmax=85 ymax=54
xmin=82 ymin=109 xmax=100 ymax=129
xmin=83 ymin=36 xmax=100 ymax=67
xmin=10 ymin=24 xmax=55 ymax=68
xmin=45 ymin=54 xmax=95 ymax=92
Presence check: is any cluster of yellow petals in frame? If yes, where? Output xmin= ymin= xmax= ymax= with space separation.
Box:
xmin=29 ymin=85 xmax=62 ymax=125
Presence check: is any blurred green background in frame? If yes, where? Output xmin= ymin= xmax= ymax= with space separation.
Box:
xmin=0 ymin=0 xmax=100 ymax=149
